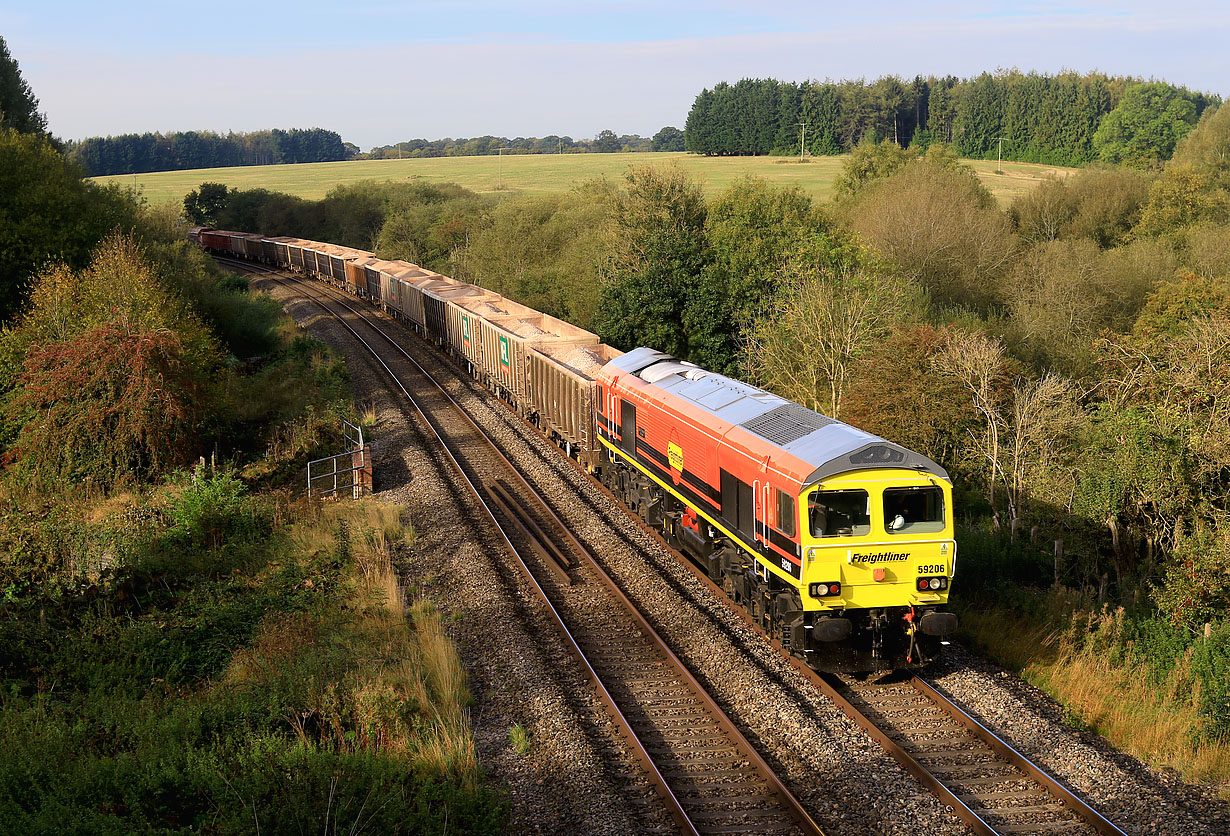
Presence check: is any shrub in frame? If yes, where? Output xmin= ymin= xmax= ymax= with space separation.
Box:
xmin=152 ymin=468 xmax=273 ymax=574
xmin=1152 ymin=518 xmax=1230 ymax=629
xmin=4 ymin=321 xmax=211 ymax=488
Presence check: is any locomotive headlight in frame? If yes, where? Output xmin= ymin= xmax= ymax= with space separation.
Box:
xmin=929 ymin=577 xmax=941 ymax=590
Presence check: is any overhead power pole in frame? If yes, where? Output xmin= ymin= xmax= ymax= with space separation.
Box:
xmin=797 ymin=122 xmax=807 ymax=161
xmin=496 ymin=147 xmax=509 ymax=189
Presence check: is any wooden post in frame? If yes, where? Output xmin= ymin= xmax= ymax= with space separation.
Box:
xmin=352 ymin=444 xmax=373 ymax=498
xmin=1053 ymin=539 xmax=1064 ymax=586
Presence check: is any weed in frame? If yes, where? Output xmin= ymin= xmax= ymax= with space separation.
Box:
xmin=508 ymin=724 xmax=531 ymax=755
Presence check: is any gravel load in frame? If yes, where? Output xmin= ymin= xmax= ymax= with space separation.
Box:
xmin=555 ymin=346 xmax=604 ymax=377
xmin=508 ymin=320 xmax=550 ymax=338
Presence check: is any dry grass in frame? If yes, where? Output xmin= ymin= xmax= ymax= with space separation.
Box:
xmin=962 ymin=605 xmax=1230 ymax=798
xmin=342 ymin=499 xmax=474 ymax=783
xmin=233 ymin=499 xmax=473 ymax=783
xmin=1032 ymin=647 xmax=1230 ymax=790
xmin=93 ymin=151 xmax=1071 ymax=208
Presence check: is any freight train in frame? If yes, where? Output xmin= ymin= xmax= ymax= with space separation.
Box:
xmin=192 ymin=227 xmax=958 ymax=671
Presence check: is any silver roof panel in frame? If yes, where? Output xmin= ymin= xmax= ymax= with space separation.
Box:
xmin=610 ymin=347 xmax=948 ymax=483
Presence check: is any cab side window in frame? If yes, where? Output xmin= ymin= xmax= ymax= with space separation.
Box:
xmin=775 ymin=489 xmax=796 ymax=537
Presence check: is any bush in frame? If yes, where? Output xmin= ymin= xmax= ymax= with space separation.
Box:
xmin=951 ymin=521 xmax=1054 ymax=605
xmin=4 ymin=321 xmax=212 ymax=488
xmin=150 ymin=468 xmax=273 ymax=575
xmin=1152 ymin=518 xmax=1230 ymax=629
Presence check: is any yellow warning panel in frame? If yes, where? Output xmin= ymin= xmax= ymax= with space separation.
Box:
xmin=668 ymin=441 xmax=684 ymax=472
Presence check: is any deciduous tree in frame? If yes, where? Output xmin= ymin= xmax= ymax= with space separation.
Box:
xmin=688 ymin=177 xmax=860 ymax=374
xmin=651 ymin=126 xmax=684 ymax=152
xmin=746 ymin=266 xmax=912 ymax=418
xmin=1094 ymin=82 xmax=1200 ymax=169
xmin=4 ymin=321 xmax=209 ymax=486
xmin=0 ymin=130 xmax=137 ymax=322
xmin=844 ymin=158 xmax=1016 ymax=312
xmin=184 ymin=182 xmax=231 ymax=226
xmin=593 ymin=129 xmax=620 ymax=153
xmin=593 ymin=166 xmax=708 ymax=357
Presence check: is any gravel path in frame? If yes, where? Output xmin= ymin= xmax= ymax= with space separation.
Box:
xmin=254 ymin=272 xmax=1229 ymax=836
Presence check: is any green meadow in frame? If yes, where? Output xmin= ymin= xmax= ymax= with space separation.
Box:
xmin=94 ymin=151 xmax=1072 ymax=207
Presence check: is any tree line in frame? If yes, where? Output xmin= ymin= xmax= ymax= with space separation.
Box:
xmin=685 ymin=73 xmax=1219 ymax=167
xmin=68 ymin=127 xmax=347 ymax=176
xmin=361 ymin=127 xmax=685 ymax=159
xmin=69 ymin=125 xmax=688 ymax=174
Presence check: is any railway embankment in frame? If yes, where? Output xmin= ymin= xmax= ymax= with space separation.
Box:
xmin=0 ymin=236 xmax=506 ymax=833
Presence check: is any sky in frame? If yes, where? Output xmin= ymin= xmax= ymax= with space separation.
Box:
xmin=4 ymin=1 xmax=1228 ymax=150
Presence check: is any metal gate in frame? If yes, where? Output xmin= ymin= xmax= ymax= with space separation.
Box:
xmin=307 ymin=420 xmax=373 ymax=499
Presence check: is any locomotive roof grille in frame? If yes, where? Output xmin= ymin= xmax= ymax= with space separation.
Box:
xmin=740 ymin=403 xmax=836 ymax=445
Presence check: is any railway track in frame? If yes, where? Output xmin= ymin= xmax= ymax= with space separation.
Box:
xmin=219 ymin=257 xmax=822 ymax=836
xmin=221 ymin=256 xmax=1131 ymax=836
xmin=582 ymin=440 xmax=1132 ymax=836
xmin=820 ymin=673 xmax=1128 ymax=836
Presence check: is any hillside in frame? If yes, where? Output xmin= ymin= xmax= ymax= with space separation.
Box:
xmin=93 ymin=151 xmax=1072 ymax=206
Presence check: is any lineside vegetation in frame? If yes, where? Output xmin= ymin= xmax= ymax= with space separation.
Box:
xmin=0 ymin=57 xmax=505 ymax=826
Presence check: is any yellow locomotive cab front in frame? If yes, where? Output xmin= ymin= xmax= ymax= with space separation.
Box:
xmin=798 ymin=469 xmax=955 ymax=613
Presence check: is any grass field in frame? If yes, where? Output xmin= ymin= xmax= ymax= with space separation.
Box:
xmin=94 ymin=151 xmax=1072 ymax=207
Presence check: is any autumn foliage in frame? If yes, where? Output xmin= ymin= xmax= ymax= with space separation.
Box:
xmin=1 ymin=233 xmax=220 ymax=487
xmin=6 ymin=321 xmax=208 ymax=485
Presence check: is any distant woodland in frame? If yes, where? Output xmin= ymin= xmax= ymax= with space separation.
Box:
xmin=685 ymin=72 xmax=1219 ymax=167
xmin=68 ymin=128 xmax=347 ymax=176
xmin=70 ymin=127 xmax=688 ymax=176
xmin=362 ymin=127 xmax=685 ymax=159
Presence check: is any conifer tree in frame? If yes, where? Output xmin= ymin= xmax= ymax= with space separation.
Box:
xmin=0 ymin=36 xmax=47 ymax=136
